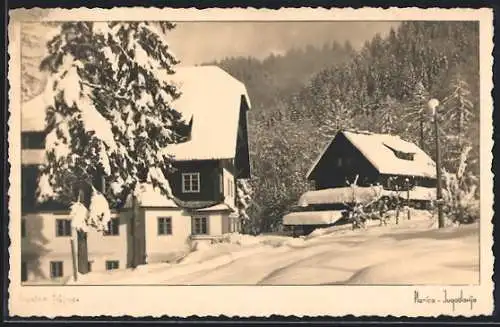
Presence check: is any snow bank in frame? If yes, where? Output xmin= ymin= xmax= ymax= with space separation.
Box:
xmin=69 ymin=210 xmax=478 ymax=285
xmin=345 ymin=223 xmax=479 ymax=285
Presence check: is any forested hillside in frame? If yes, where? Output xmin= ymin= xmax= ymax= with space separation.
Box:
xmin=21 ymin=21 xmax=480 ymax=233
xmin=213 ymin=22 xmax=480 ymax=232
xmin=209 ymin=41 xmax=357 ymax=113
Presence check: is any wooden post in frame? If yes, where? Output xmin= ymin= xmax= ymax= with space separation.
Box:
xmin=405 ymin=179 xmax=411 ymax=220
xmin=407 ymin=188 xmax=411 ymax=220
xmin=70 ymin=239 xmax=78 ymax=282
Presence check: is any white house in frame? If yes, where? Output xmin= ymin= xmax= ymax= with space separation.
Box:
xmin=20 ymin=65 xmax=252 ymax=282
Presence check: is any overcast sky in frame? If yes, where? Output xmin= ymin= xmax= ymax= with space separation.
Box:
xmin=167 ymin=21 xmax=400 ymax=65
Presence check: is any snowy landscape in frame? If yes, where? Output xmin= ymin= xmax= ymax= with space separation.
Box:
xmin=18 ymin=18 xmax=481 ymax=286
xmin=67 ymin=210 xmax=478 ymax=285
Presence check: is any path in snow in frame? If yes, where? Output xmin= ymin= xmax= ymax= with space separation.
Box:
xmin=73 ymin=212 xmax=479 ymax=285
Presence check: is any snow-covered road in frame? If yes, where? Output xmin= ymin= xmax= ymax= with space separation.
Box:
xmin=72 ymin=211 xmax=479 ymax=285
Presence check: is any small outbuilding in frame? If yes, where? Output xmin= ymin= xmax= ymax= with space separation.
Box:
xmin=283 ymin=130 xmax=439 ymax=234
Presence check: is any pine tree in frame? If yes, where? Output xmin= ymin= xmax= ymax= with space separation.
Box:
xmin=318 ymin=98 xmax=353 ymax=138
xmin=400 ymin=81 xmax=432 ymax=150
xmin=370 ymin=95 xmax=401 ymax=135
xmin=440 ymin=73 xmax=475 ymax=169
xmin=37 ymin=21 xmax=188 ymax=272
xmin=236 ymin=179 xmax=252 ymax=227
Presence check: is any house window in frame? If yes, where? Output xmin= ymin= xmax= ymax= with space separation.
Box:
xmin=229 ymin=216 xmax=240 ymax=233
xmin=22 ymin=165 xmax=38 ymax=211
xmin=21 ymin=132 xmax=45 ymax=149
xmin=50 ymin=261 xmax=63 ymax=279
xmin=105 ymin=260 xmax=119 ymax=270
xmin=21 ymin=219 xmax=26 ymax=238
xmin=21 ymin=262 xmax=27 ymax=282
xmin=192 ymin=216 xmax=208 ymax=235
xmin=158 ymin=217 xmax=172 ymax=235
xmin=88 ymin=260 xmax=94 ymax=272
xmin=103 ymin=218 xmax=120 ymax=236
xmin=55 ymin=219 xmax=72 ymax=237
xmin=337 ymin=157 xmax=343 ymax=167
xmin=182 ymin=173 xmax=200 ymax=193
xmin=227 ymin=178 xmax=234 ymax=197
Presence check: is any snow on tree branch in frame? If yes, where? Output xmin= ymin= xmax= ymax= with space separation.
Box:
xmin=38 ymin=21 xmax=188 ymax=232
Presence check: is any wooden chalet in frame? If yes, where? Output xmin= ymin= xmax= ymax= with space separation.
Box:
xmin=283 ymin=130 xmax=438 ymax=233
xmin=20 ymin=65 xmax=252 ymax=282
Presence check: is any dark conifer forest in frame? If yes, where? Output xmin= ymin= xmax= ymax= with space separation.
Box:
xmin=209 ymin=22 xmax=480 ymax=232
xmin=22 ymin=21 xmax=480 ymax=233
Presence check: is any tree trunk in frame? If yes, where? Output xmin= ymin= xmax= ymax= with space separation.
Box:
xmin=77 ymin=230 xmax=89 ymax=274
xmin=76 ymin=188 xmax=89 ymax=274
xmin=419 ymin=112 xmax=425 ymax=152
xmin=458 ymin=105 xmax=463 ymax=161
xmin=130 ymin=194 xmax=146 ymax=267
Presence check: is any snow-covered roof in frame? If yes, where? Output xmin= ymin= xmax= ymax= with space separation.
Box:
xmin=383 ymin=186 xmax=437 ymax=201
xmin=298 ymin=186 xmax=384 ymax=207
xmin=161 ymin=65 xmax=251 ymax=161
xmin=123 ymin=184 xmax=178 ymax=208
xmin=21 ymin=66 xmax=252 ymax=164
xmin=282 ymin=210 xmax=344 ymax=226
xmin=408 ymin=186 xmax=437 ymax=201
xmin=307 ymin=130 xmax=436 ymax=179
xmin=195 ymin=203 xmax=234 ymax=212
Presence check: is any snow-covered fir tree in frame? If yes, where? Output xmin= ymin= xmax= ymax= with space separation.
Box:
xmin=236 ymin=179 xmax=252 ymax=222
xmin=37 ymin=21 xmax=189 ymax=271
xmin=441 ymin=73 xmax=475 ymax=169
xmin=402 ymin=81 xmax=431 ymax=150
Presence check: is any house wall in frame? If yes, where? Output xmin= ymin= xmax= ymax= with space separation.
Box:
xmin=378 ymin=174 xmax=437 ymax=190
xmin=221 ymin=213 xmax=230 ymax=234
xmin=143 ymin=208 xmax=192 ymax=263
xmin=222 ymin=168 xmax=236 ymax=209
xmin=21 ymin=211 xmax=128 ymax=282
xmin=21 ymin=208 xmax=238 ymax=282
xmin=311 ymin=133 xmax=380 ymax=189
xmin=21 ymin=149 xmax=45 ymax=165
xmin=168 ymin=160 xmax=223 ymax=202
xmin=207 ymin=213 xmax=223 ymax=235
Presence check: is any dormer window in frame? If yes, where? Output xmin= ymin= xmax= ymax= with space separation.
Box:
xmin=383 ymin=143 xmax=415 ymax=161
xmin=182 ymin=173 xmax=200 ymax=193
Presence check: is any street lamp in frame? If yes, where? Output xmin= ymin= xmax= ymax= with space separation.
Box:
xmin=404 ymin=177 xmax=411 ymax=220
xmin=428 ymin=98 xmax=445 ymax=228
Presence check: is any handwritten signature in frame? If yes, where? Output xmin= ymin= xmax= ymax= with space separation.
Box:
xmin=414 ymin=290 xmax=477 ymax=311
xmin=22 ymin=294 xmax=80 ymax=304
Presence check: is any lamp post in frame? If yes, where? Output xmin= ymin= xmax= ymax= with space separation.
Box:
xmin=404 ymin=177 xmax=410 ymax=220
xmin=428 ymin=98 xmax=445 ymax=228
